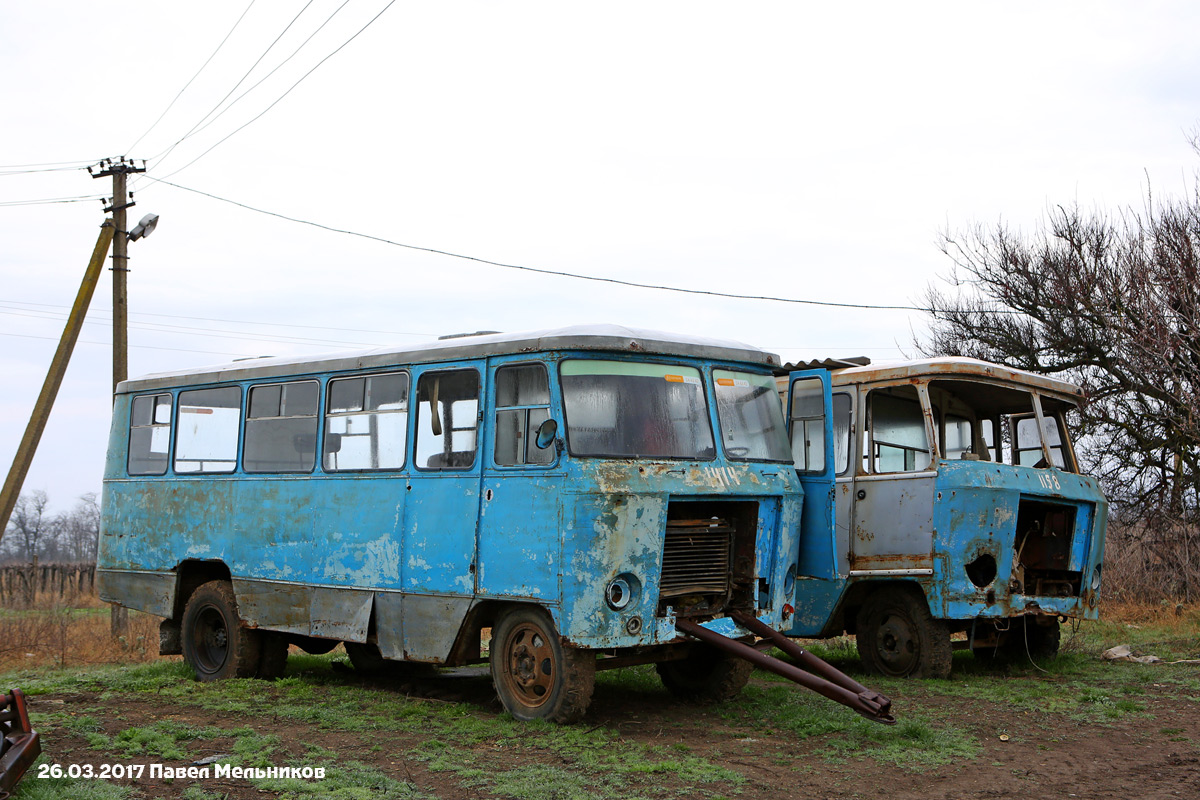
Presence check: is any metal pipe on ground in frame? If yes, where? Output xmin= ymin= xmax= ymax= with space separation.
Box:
xmin=675 ymin=618 xmax=895 ymax=724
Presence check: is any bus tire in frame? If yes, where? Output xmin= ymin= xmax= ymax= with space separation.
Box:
xmin=656 ymin=646 xmax=753 ymax=703
xmin=345 ymin=642 xmax=389 ymax=674
xmin=855 ymin=586 xmax=952 ymax=679
xmin=490 ymin=606 xmax=595 ymax=723
xmin=181 ymin=580 xmax=261 ymax=681
xmin=256 ymin=632 xmax=290 ymax=680
xmin=975 ymin=617 xmax=1060 ymax=664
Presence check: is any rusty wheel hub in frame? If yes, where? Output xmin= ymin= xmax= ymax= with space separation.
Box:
xmin=503 ymin=623 xmax=554 ymax=707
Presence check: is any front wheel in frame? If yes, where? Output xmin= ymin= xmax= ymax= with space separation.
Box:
xmin=181 ymin=580 xmax=261 ymax=681
xmin=656 ymin=645 xmax=753 ymax=703
xmin=855 ymin=586 xmax=952 ymax=679
xmin=490 ymin=607 xmax=595 ymax=723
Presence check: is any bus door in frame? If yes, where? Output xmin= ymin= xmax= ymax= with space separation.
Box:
xmin=477 ymin=361 xmax=564 ymax=600
xmin=852 ymin=383 xmax=936 ymax=573
xmin=787 ymin=370 xmax=838 ymax=580
xmin=406 ymin=366 xmax=484 ymax=599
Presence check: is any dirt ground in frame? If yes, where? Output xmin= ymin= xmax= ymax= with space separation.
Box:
xmin=20 ymin=664 xmax=1200 ymax=800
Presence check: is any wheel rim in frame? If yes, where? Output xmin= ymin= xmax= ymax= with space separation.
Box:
xmin=875 ymin=609 xmax=920 ymax=676
xmin=500 ymin=621 xmax=556 ymax=710
xmin=192 ymin=604 xmax=230 ymax=675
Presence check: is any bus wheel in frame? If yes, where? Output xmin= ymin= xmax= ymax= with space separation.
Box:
xmin=490 ymin=607 xmax=595 ymax=723
xmin=975 ymin=617 xmax=1061 ymax=664
xmin=656 ymin=645 xmax=753 ymax=703
xmin=256 ymin=632 xmax=290 ymax=680
xmin=345 ymin=642 xmax=388 ymax=674
xmin=181 ymin=580 xmax=261 ymax=681
xmin=856 ymin=586 xmax=952 ymax=679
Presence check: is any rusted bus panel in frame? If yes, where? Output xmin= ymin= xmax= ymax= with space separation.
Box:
xmin=851 ymin=474 xmax=937 ymax=565
xmin=932 ymin=460 xmax=1106 ymax=621
xmin=232 ymin=579 xmax=373 ymax=641
xmin=818 ymin=357 xmax=1087 ymax=403
xmin=100 ymin=478 xmax=236 ymax=572
xmin=402 ymin=594 xmax=474 ymax=661
xmin=96 ymin=568 xmax=176 ymax=618
xmin=476 ymin=472 xmax=565 ymax=601
xmin=555 ymin=460 xmax=801 ymax=649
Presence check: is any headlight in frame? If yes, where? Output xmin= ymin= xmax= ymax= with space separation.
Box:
xmin=606 ymin=577 xmax=633 ymax=610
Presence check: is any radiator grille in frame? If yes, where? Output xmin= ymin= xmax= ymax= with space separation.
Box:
xmin=660 ymin=517 xmax=733 ymax=597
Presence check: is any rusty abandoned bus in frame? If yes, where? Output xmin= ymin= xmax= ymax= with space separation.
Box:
xmin=780 ymin=357 xmax=1108 ymax=678
xmin=98 ymin=325 xmax=893 ymax=723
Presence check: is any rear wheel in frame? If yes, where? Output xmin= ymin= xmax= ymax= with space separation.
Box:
xmin=856 ymin=586 xmax=952 ymax=679
xmin=181 ymin=580 xmax=261 ymax=681
xmin=656 ymin=645 xmax=753 ymax=703
xmin=490 ymin=607 xmax=595 ymax=723
xmin=256 ymin=632 xmax=290 ymax=680
xmin=973 ymin=617 xmax=1061 ymax=664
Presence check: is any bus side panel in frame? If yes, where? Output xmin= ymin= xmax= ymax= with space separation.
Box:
xmin=310 ymin=477 xmax=405 ymax=588
xmin=477 ymin=473 xmax=564 ymax=600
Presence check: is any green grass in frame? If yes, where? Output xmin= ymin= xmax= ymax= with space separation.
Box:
xmin=4 ymin=611 xmax=1198 ymax=797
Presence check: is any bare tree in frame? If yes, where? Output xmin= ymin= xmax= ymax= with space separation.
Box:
xmin=924 ymin=149 xmax=1200 ymax=601
xmin=60 ymin=493 xmax=100 ymax=564
xmin=4 ymin=490 xmax=54 ymax=564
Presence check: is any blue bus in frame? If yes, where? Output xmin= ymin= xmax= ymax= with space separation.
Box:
xmin=99 ymin=325 xmax=816 ymax=722
xmin=782 ymin=358 xmax=1107 ymax=677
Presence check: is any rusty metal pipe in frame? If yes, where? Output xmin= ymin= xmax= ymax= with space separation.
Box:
xmin=730 ymin=611 xmax=893 ymax=718
xmin=675 ymin=619 xmax=895 ymax=725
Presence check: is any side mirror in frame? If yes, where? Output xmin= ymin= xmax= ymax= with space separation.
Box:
xmin=535 ymin=418 xmax=559 ymax=450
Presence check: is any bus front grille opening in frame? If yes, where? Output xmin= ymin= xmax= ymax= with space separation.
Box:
xmin=659 ymin=501 xmax=758 ymax=618
xmin=1012 ymin=499 xmax=1081 ymax=597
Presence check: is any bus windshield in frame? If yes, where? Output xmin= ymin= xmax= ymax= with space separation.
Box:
xmin=926 ymin=379 xmax=1078 ymax=472
xmin=561 ymin=360 xmax=715 ymax=459
xmin=714 ymin=370 xmax=791 ymax=462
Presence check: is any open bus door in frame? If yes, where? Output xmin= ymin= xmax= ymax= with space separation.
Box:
xmin=783 ymin=369 xmax=846 ymax=636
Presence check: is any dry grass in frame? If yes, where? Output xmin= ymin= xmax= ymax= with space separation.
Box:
xmin=0 ymin=588 xmax=161 ymax=672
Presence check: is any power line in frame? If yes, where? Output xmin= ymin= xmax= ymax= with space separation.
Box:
xmin=126 ymin=0 xmax=259 ymax=155
xmin=149 ymin=1 xmax=319 ymax=172
xmin=0 ymin=194 xmax=108 ymax=208
xmin=0 ymin=331 xmax=261 ymax=358
xmin=153 ymin=178 xmax=943 ymax=313
xmin=0 ymin=165 xmax=94 ymax=176
xmin=0 ymin=159 xmax=99 ymax=169
xmin=0 ymin=300 xmax=437 ymax=338
xmin=157 ymin=0 xmax=396 ymax=181
xmin=143 ymin=0 xmax=351 ymax=183
xmin=0 ymin=308 xmax=382 ymax=348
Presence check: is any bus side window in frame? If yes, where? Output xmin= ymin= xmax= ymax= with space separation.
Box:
xmin=832 ymin=393 xmax=852 ymax=475
xmin=175 ymin=387 xmax=241 ymax=474
xmin=416 ymin=370 xmax=479 ymax=470
xmin=789 ymin=378 xmax=825 ymax=472
xmin=128 ymin=393 xmax=172 ymax=475
xmin=494 ymin=364 xmax=554 ymax=466
xmin=323 ymin=372 xmax=409 ymax=471
xmin=244 ymin=381 xmax=319 ymax=473
xmin=945 ymin=414 xmax=974 ymax=460
xmin=868 ymin=387 xmax=930 ymax=473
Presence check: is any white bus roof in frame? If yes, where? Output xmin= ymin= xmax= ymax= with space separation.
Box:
xmin=783 ymin=356 xmax=1084 ymax=402
xmin=118 ymin=324 xmax=779 ymax=393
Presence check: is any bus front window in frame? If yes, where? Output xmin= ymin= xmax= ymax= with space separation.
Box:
xmin=560 ymin=360 xmax=715 ymax=459
xmin=927 ymin=379 xmax=1079 ymax=472
xmin=714 ymin=370 xmax=791 ymax=462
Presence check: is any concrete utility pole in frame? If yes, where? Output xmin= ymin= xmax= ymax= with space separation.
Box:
xmin=90 ymin=158 xmax=146 ymax=394
xmin=90 ymin=158 xmax=146 ymax=637
xmin=0 ymin=222 xmax=116 ymax=540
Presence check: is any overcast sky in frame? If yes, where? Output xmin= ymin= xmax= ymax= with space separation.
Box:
xmin=2 ymin=1 xmax=1198 ymax=512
